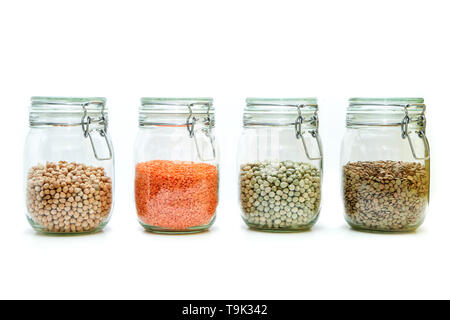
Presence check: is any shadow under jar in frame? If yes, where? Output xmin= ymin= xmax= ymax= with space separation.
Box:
xmin=24 ymin=97 xmax=114 ymax=234
xmin=134 ymin=98 xmax=219 ymax=234
xmin=341 ymin=98 xmax=430 ymax=233
xmin=238 ymin=98 xmax=323 ymax=232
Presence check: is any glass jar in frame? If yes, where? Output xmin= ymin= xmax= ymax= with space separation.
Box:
xmin=134 ymin=98 xmax=219 ymax=234
xmin=341 ymin=98 xmax=430 ymax=232
xmin=24 ymin=97 xmax=115 ymax=234
xmin=238 ymin=98 xmax=323 ymax=232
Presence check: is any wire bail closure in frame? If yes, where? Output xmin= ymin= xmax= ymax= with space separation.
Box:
xmin=295 ymin=104 xmax=323 ymax=161
xmin=401 ymin=104 xmax=430 ymax=161
xmin=81 ymin=102 xmax=113 ymax=161
xmin=186 ymin=103 xmax=216 ymax=162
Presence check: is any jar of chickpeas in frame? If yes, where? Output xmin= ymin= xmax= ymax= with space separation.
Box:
xmin=238 ymin=98 xmax=323 ymax=232
xmin=24 ymin=97 xmax=115 ymax=234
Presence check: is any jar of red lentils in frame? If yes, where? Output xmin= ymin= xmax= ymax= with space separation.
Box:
xmin=24 ymin=97 xmax=115 ymax=234
xmin=238 ymin=98 xmax=323 ymax=232
xmin=135 ymin=98 xmax=219 ymax=234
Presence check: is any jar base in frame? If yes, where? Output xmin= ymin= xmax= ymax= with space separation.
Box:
xmin=27 ymin=216 xmax=109 ymax=236
xmin=247 ymin=225 xmax=313 ymax=233
xmin=139 ymin=216 xmax=215 ymax=234
xmin=243 ymin=214 xmax=319 ymax=233
xmin=345 ymin=218 xmax=423 ymax=234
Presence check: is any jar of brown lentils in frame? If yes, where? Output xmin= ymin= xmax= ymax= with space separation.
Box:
xmin=24 ymin=97 xmax=114 ymax=234
xmin=341 ymin=98 xmax=430 ymax=232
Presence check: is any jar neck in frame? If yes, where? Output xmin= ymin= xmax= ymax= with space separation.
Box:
xmin=139 ymin=113 xmax=215 ymax=128
xmin=243 ymin=112 xmax=317 ymax=129
xmin=30 ymin=113 xmax=108 ymax=128
xmin=346 ymin=120 xmax=425 ymax=130
xmin=346 ymin=111 xmax=425 ymax=129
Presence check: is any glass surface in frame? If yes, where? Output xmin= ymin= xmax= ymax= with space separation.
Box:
xmin=134 ymin=99 xmax=219 ymax=234
xmin=238 ymin=99 xmax=322 ymax=232
xmin=341 ymin=98 xmax=430 ymax=232
xmin=24 ymin=98 xmax=115 ymax=234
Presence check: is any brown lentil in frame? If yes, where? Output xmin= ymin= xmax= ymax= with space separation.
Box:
xmin=343 ymin=160 xmax=428 ymax=232
xmin=26 ymin=161 xmax=113 ymax=233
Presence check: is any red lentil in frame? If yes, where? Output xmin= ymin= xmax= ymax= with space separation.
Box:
xmin=135 ymin=160 xmax=218 ymax=230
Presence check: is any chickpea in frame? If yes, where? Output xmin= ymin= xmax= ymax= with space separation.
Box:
xmin=26 ymin=161 xmax=112 ymax=233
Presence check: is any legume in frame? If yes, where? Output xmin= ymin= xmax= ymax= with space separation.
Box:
xmin=26 ymin=161 xmax=113 ymax=233
xmin=135 ymin=160 xmax=218 ymax=231
xmin=343 ymin=160 xmax=429 ymax=231
xmin=240 ymin=160 xmax=321 ymax=230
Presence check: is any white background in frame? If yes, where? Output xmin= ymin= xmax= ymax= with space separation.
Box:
xmin=0 ymin=0 xmax=449 ymax=300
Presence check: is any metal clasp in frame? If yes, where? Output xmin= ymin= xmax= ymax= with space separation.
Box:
xmin=401 ymin=104 xmax=430 ymax=161
xmin=186 ymin=103 xmax=216 ymax=162
xmin=295 ymin=105 xmax=323 ymax=161
xmin=81 ymin=102 xmax=113 ymax=161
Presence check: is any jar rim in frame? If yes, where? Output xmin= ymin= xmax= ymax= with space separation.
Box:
xmin=141 ymin=97 xmax=212 ymax=104
xmin=31 ymin=96 xmax=107 ymax=113
xmin=245 ymin=97 xmax=318 ymax=118
xmin=349 ymin=97 xmax=424 ymax=106
xmin=246 ymin=97 xmax=318 ymax=109
xmin=32 ymin=96 xmax=106 ymax=104
xmin=140 ymin=97 xmax=214 ymax=114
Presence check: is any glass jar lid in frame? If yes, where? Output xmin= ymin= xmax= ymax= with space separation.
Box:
xmin=244 ymin=98 xmax=322 ymax=161
xmin=348 ymin=97 xmax=429 ymax=160
xmin=29 ymin=97 xmax=112 ymax=160
xmin=30 ymin=96 xmax=107 ymax=126
xmin=347 ymin=97 xmax=425 ymax=127
xmin=139 ymin=97 xmax=214 ymax=127
xmin=244 ymin=98 xmax=318 ymax=126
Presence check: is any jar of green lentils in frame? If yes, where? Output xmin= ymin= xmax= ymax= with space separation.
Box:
xmin=238 ymin=98 xmax=323 ymax=232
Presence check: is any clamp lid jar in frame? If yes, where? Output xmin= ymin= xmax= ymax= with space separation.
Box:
xmin=134 ymin=98 xmax=219 ymax=234
xmin=341 ymin=97 xmax=430 ymax=232
xmin=24 ymin=97 xmax=115 ymax=234
xmin=238 ymin=98 xmax=323 ymax=232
